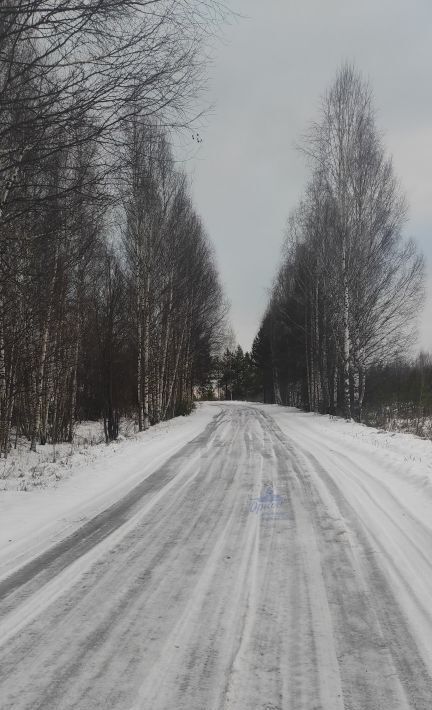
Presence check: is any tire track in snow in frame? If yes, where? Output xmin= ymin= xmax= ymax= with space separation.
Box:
xmin=1 ymin=404 xmax=431 ymax=709
xmin=0 ymin=411 xmax=224 ymax=616
xmin=268 ymin=413 xmax=432 ymax=709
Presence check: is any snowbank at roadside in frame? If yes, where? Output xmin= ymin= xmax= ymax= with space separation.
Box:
xmin=0 ymin=403 xmax=219 ymax=580
xmin=261 ymin=404 xmax=432 ymax=503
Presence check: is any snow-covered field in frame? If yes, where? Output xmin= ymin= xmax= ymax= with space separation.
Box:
xmin=1 ymin=402 xmax=432 ymax=709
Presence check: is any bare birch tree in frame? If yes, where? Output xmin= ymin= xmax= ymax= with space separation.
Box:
xmin=257 ymin=64 xmax=424 ymax=421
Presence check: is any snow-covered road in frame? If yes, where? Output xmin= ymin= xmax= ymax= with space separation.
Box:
xmin=1 ymin=403 xmax=432 ymax=709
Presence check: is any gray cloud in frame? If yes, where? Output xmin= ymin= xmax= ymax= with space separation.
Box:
xmin=184 ymin=0 xmax=432 ymax=352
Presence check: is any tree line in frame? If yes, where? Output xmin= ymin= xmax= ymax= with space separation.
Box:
xmin=206 ymin=346 xmax=259 ymax=401
xmin=0 ymin=0 xmax=227 ymax=453
xmin=360 ymin=353 xmax=432 ymax=435
xmin=253 ymin=65 xmax=424 ymax=422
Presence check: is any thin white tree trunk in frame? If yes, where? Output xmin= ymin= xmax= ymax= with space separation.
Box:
xmin=157 ymin=274 xmax=173 ymax=423
xmin=68 ymin=321 xmax=80 ymax=443
xmin=0 ymin=298 xmax=6 ymax=456
xmin=163 ymin=322 xmax=186 ymax=420
xmin=342 ymin=240 xmax=351 ymax=420
xmin=137 ymin=278 xmax=144 ymax=431
xmin=273 ymin=367 xmax=282 ymax=405
xmin=142 ymin=272 xmax=150 ymax=430
xmin=30 ymin=248 xmax=59 ymax=451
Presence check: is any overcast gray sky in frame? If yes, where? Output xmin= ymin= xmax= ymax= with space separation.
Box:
xmin=183 ymin=0 xmax=432 ymax=353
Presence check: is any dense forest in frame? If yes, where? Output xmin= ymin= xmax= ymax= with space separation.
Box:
xmin=0 ymin=0 xmax=227 ymax=453
xmin=250 ymin=65 xmax=426 ymax=430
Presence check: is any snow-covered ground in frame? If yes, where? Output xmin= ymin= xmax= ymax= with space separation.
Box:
xmin=0 ymin=403 xmax=218 ymax=581
xmin=1 ymin=402 xmax=432 ymax=709
xmin=268 ymin=404 xmax=432 ymax=502
xmin=0 ymin=419 xmax=132 ymax=493
xmin=265 ymin=405 xmax=432 ymax=675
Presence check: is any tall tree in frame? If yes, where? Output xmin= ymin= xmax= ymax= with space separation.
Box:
xmin=256 ymin=65 xmax=424 ymax=421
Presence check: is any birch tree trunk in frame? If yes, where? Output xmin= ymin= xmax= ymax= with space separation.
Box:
xmin=313 ymin=283 xmax=321 ymax=412
xmin=304 ymin=306 xmax=312 ymax=411
xmin=137 ymin=276 xmax=144 ymax=431
xmin=163 ymin=321 xmax=186 ymax=420
xmin=342 ymin=240 xmax=351 ymax=420
xmin=156 ymin=274 xmax=173 ymax=423
xmin=273 ymin=367 xmax=282 ymax=406
xmin=68 ymin=320 xmax=80 ymax=443
xmin=30 ymin=248 xmax=59 ymax=451
xmin=142 ymin=272 xmax=150 ymax=430
xmin=0 ymin=298 xmax=7 ymax=456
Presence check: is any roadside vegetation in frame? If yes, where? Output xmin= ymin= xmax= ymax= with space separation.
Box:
xmin=251 ymin=64 xmax=426 ymax=434
xmin=0 ymin=0 xmax=228 ymax=453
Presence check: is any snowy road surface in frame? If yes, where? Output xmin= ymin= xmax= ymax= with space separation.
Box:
xmin=1 ymin=403 xmax=432 ymax=709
